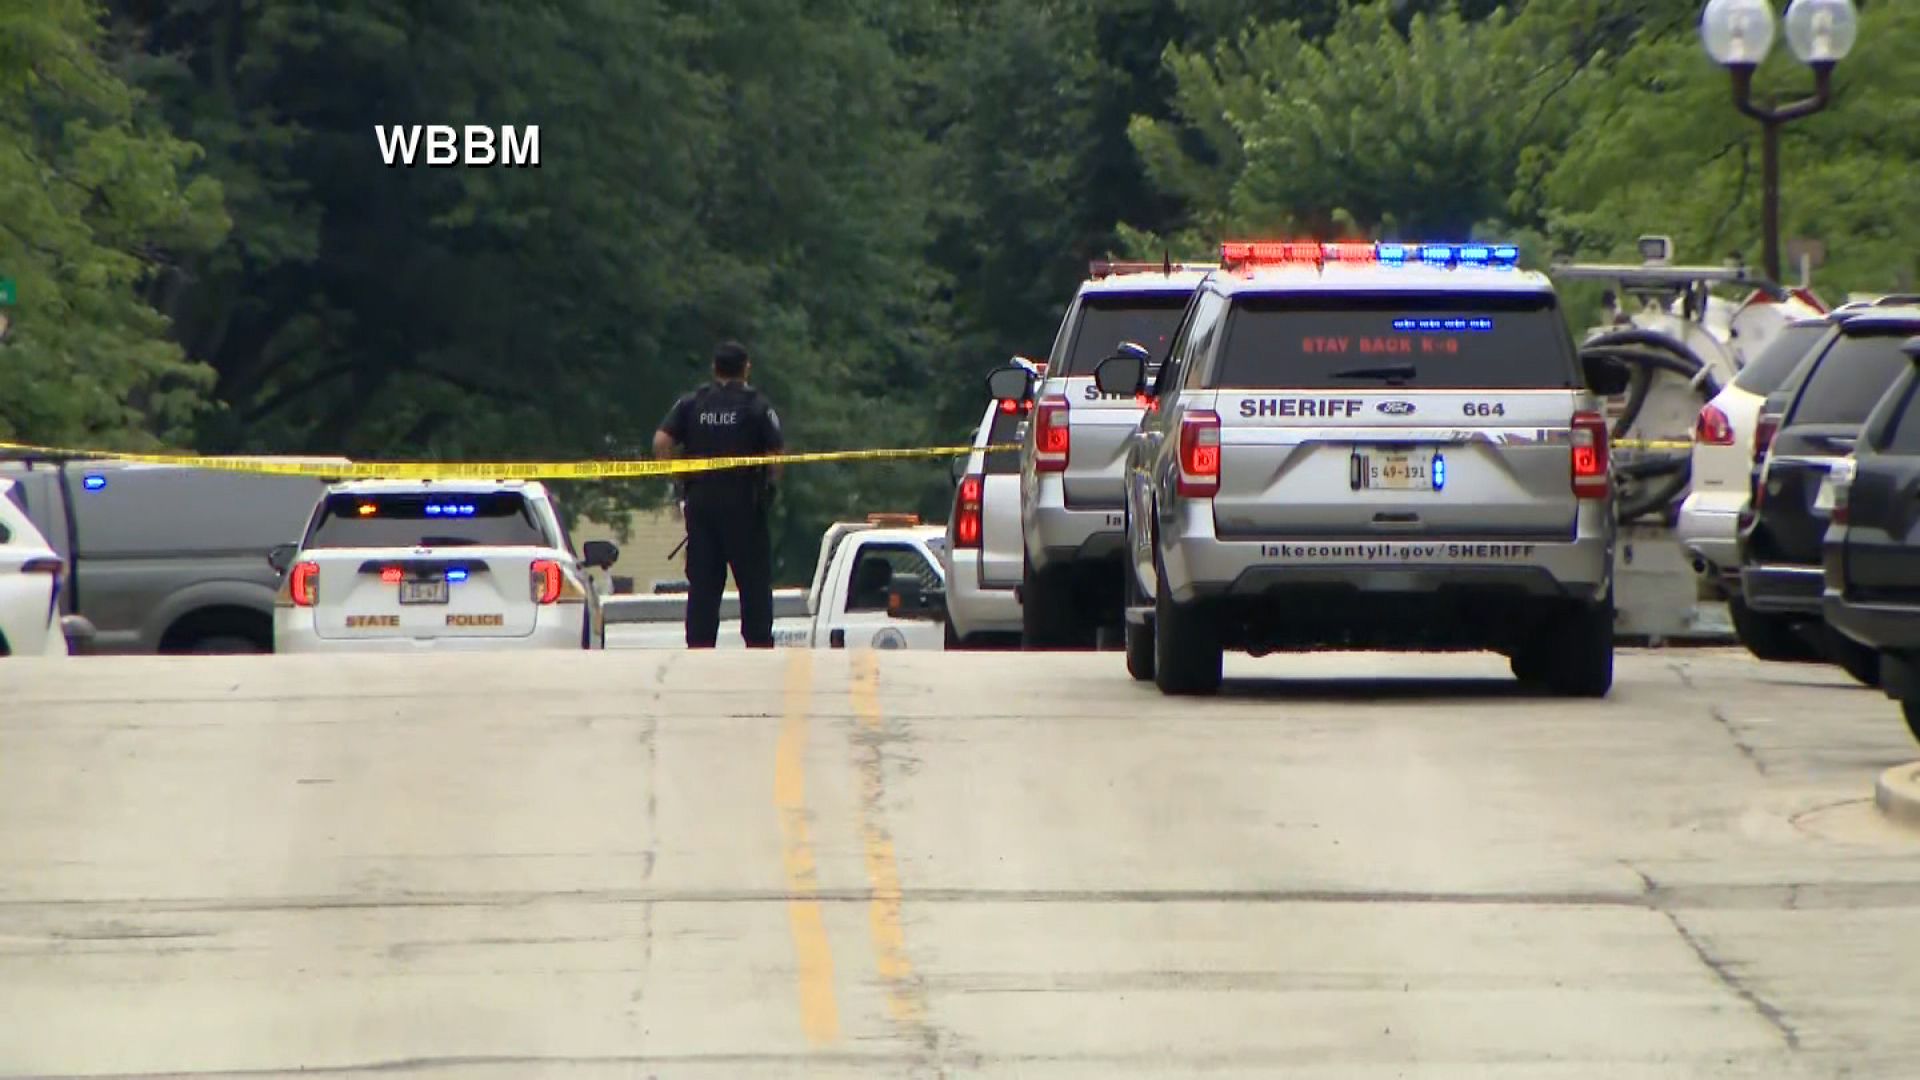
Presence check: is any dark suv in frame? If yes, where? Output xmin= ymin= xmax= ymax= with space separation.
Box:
xmin=1823 ymin=334 xmax=1920 ymax=743
xmin=1738 ymin=308 xmax=1920 ymax=682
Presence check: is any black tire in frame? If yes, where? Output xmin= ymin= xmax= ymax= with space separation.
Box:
xmin=1152 ymin=550 xmax=1221 ymax=695
xmin=1902 ymin=700 xmax=1920 ymax=745
xmin=1541 ymin=598 xmax=1614 ymax=698
xmin=1729 ymin=596 xmax=1819 ymax=663
xmin=185 ymin=635 xmax=266 ymax=655
xmin=1508 ymin=647 xmax=1547 ymax=685
xmin=1823 ymin=628 xmax=1881 ymax=687
xmin=1022 ymin=552 xmax=1092 ymax=650
xmin=1124 ymin=556 xmax=1154 ymax=682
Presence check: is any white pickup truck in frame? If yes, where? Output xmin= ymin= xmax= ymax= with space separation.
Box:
xmin=603 ymin=516 xmax=950 ymax=650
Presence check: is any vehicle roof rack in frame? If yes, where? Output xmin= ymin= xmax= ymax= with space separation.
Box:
xmin=1089 ymin=257 xmax=1205 ymax=280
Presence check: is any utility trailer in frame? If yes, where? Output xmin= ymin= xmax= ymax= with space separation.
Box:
xmin=1550 ymin=238 xmax=1828 ymax=642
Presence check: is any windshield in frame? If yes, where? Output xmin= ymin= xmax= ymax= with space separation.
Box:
xmin=984 ymin=404 xmax=1030 ymax=475
xmin=1062 ymin=293 xmax=1192 ymax=376
xmin=1734 ymin=323 xmax=1828 ymax=394
xmin=1210 ymin=292 xmax=1578 ymax=390
xmin=304 ymin=491 xmax=553 ymax=549
xmin=1790 ymin=330 xmax=1918 ymax=427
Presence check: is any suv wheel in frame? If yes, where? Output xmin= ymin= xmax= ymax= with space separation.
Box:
xmin=1022 ymin=553 xmax=1090 ymax=650
xmin=1822 ymin=628 xmax=1881 ymax=687
xmin=1729 ymin=596 xmax=1819 ymax=663
xmin=1123 ymin=553 xmax=1154 ymax=682
xmin=1152 ymin=550 xmax=1221 ymax=695
xmin=1534 ymin=597 xmax=1613 ymax=698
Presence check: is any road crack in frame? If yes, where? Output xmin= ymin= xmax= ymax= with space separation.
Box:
xmin=1628 ymin=862 xmax=1801 ymax=1050
xmin=1707 ymin=705 xmax=1769 ymax=776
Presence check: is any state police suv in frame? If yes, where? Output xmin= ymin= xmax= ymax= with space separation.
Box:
xmin=273 ymin=480 xmax=617 ymax=652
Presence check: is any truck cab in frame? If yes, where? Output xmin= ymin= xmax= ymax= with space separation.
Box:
xmin=603 ymin=515 xmax=949 ymax=649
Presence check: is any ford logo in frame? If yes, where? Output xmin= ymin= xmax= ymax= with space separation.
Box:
xmin=1377 ymin=401 xmax=1417 ymax=416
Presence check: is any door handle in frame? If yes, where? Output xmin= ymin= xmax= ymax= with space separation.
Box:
xmin=829 ymin=628 xmax=845 ymax=649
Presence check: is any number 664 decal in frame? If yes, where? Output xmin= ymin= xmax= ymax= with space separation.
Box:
xmin=1462 ymin=402 xmax=1506 ymax=417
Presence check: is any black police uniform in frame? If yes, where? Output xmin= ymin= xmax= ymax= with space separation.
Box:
xmin=658 ymin=380 xmax=784 ymax=648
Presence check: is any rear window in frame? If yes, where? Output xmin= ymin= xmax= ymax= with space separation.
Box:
xmin=1788 ymin=330 xmax=1916 ymax=427
xmin=1881 ymin=375 xmax=1920 ymax=453
xmin=984 ymin=404 xmax=1029 ymax=475
xmin=305 ymin=491 xmax=552 ymax=549
xmin=1733 ymin=323 xmax=1828 ymax=394
xmin=1210 ymin=292 xmax=1578 ymax=390
xmin=1062 ymin=292 xmax=1191 ymax=376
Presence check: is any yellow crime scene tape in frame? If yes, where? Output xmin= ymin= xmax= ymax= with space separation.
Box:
xmin=0 ymin=434 xmax=1690 ymax=481
xmin=0 ymin=439 xmax=1027 ymax=480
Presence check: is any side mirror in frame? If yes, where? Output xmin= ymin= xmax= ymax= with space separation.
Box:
xmin=1902 ymin=335 xmax=1920 ymax=363
xmin=60 ymin=614 xmax=97 ymax=653
xmin=949 ymin=455 xmax=965 ymax=484
xmin=985 ymin=364 xmax=1034 ymax=404
xmin=582 ymin=539 xmax=620 ymax=570
xmin=1582 ymin=355 xmax=1632 ymax=397
xmin=1095 ymin=350 xmax=1147 ymax=397
xmin=886 ymin=578 xmax=943 ymax=620
xmin=267 ymin=542 xmax=298 ymax=575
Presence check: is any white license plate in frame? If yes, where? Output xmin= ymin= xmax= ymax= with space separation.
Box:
xmin=1353 ymin=448 xmax=1435 ymax=491
xmin=399 ymin=578 xmax=449 ymax=605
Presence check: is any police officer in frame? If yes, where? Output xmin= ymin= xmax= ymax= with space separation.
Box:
xmin=653 ymin=341 xmax=785 ymax=649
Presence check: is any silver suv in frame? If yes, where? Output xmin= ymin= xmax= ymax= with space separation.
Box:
xmin=942 ymin=357 xmax=1040 ymax=648
xmin=1015 ymin=259 xmax=1213 ymax=648
xmin=1091 ymin=241 xmax=1620 ymax=696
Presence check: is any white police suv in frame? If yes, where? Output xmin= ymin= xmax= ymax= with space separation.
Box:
xmin=272 ymin=479 xmax=618 ymax=652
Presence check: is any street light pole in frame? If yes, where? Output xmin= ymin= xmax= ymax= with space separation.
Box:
xmin=1723 ymin=61 xmax=1835 ymax=283
xmin=1701 ymin=0 xmax=1857 ymax=284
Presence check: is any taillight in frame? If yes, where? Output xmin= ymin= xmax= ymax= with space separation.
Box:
xmin=1829 ymin=458 xmax=1856 ymax=526
xmin=954 ymin=474 xmax=984 ymax=549
xmin=1753 ymin=413 xmax=1780 ymax=464
xmin=380 ymin=566 xmax=404 ymax=584
xmin=1571 ymin=411 xmax=1610 ymax=499
xmin=1177 ymin=411 xmax=1222 ymax=497
xmin=1694 ymin=404 xmax=1735 ymax=446
xmin=530 ymin=559 xmax=563 ymax=604
xmin=1035 ymin=395 xmax=1070 ymax=472
xmin=289 ymin=561 xmax=318 ymax=607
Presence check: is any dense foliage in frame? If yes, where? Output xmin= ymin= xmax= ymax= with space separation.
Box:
xmin=3 ymin=0 xmax=1915 ymax=580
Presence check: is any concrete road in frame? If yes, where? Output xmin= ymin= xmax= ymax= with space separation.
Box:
xmin=3 ymin=648 xmax=1919 ymax=1079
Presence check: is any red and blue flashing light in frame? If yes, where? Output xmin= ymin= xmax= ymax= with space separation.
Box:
xmin=1223 ymin=241 xmax=1520 ymax=270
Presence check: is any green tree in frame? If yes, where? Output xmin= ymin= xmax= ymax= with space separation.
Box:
xmin=1127 ymin=2 xmax=1593 ymax=252
xmin=0 ymin=0 xmax=226 ymax=447
xmin=1531 ymin=0 xmax=1920 ymax=295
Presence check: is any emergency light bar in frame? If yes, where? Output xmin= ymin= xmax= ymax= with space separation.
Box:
xmin=1222 ymin=241 xmax=1520 ymax=271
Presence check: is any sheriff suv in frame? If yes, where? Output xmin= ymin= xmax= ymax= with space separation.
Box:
xmin=1017 ymin=258 xmax=1214 ymax=648
xmin=1091 ymin=240 xmax=1619 ymax=696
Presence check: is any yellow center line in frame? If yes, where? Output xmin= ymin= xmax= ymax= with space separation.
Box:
xmin=849 ymin=650 xmax=928 ymax=1027
xmin=774 ymin=649 xmax=841 ymax=1046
